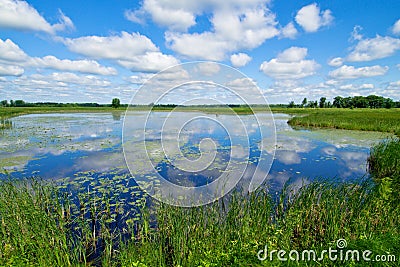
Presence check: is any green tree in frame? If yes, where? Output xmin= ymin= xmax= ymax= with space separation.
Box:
xmin=307 ymin=100 xmax=318 ymax=108
xmin=384 ymin=98 xmax=394 ymax=109
xmin=288 ymin=101 xmax=296 ymax=108
xmin=319 ymin=97 xmax=326 ymax=108
xmin=0 ymin=100 xmax=8 ymax=107
xmin=15 ymin=100 xmax=25 ymax=107
xmin=333 ymin=96 xmax=343 ymax=108
xmin=111 ymin=98 xmax=120 ymax=108
xmin=366 ymin=95 xmax=386 ymax=108
xmin=343 ymin=97 xmax=353 ymax=108
xmin=301 ymin=98 xmax=307 ymax=107
xmin=326 ymin=101 xmax=332 ymax=108
xmin=352 ymin=96 xmax=368 ymax=108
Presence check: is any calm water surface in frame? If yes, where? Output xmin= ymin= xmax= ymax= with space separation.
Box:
xmin=0 ymin=112 xmax=390 ymax=196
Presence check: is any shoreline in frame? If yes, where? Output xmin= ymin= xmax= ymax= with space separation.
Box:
xmin=1 ymin=106 xmax=400 ymax=135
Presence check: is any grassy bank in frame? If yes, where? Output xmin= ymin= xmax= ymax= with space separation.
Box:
xmin=1 ymin=139 xmax=399 ymax=266
xmin=368 ymin=138 xmax=400 ymax=205
xmin=287 ymin=108 xmax=400 ymax=135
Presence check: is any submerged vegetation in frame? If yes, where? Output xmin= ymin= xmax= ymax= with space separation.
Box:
xmin=1 ymin=139 xmax=399 ymax=266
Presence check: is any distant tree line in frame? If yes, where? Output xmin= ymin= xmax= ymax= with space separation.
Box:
xmin=2 ymin=95 xmax=399 ymax=109
xmin=288 ymin=95 xmax=400 ymax=109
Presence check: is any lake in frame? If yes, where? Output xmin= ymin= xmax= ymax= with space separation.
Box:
xmin=0 ymin=111 xmax=390 ymax=203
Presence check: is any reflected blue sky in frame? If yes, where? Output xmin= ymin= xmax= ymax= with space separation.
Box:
xmin=0 ymin=112 xmax=391 ymax=195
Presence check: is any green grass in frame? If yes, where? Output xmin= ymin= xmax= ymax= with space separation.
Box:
xmin=368 ymin=138 xmax=400 ymax=179
xmin=0 ymin=179 xmax=77 ymax=266
xmin=368 ymin=138 xmax=400 ymax=205
xmin=0 ymin=178 xmax=127 ymax=266
xmin=1 ymin=177 xmax=399 ymax=265
xmin=287 ymin=108 xmax=400 ymax=135
xmin=119 ymin=180 xmax=400 ymax=266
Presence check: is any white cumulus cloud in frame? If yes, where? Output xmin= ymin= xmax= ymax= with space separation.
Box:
xmin=350 ymin=25 xmax=363 ymax=42
xmin=125 ymin=0 xmax=279 ymax=60
xmin=328 ymin=57 xmax=344 ymax=67
xmin=392 ymin=19 xmax=400 ymax=35
xmin=280 ymin=22 xmax=298 ymax=39
xmin=329 ymin=65 xmax=388 ymax=79
xmin=0 ymin=38 xmax=28 ymax=62
xmin=117 ymin=52 xmax=179 ymax=72
xmin=0 ymin=0 xmax=74 ymax=34
xmin=165 ymin=6 xmax=278 ymax=60
xmin=0 ymin=38 xmax=116 ymax=76
xmin=140 ymin=0 xmax=196 ymax=31
xmin=30 ymin=56 xmax=117 ymax=75
xmin=339 ymin=83 xmax=374 ymax=90
xmin=347 ymin=35 xmax=400 ymax=62
xmin=230 ymin=53 xmax=252 ymax=67
xmin=63 ymin=32 xmax=179 ymax=72
xmin=260 ymin=47 xmax=320 ymax=79
xmin=295 ymin=3 xmax=333 ymax=32
xmin=195 ymin=62 xmax=221 ymax=76
xmin=0 ymin=64 xmax=24 ymax=76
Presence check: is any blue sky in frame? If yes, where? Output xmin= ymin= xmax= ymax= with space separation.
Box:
xmin=0 ymin=0 xmax=400 ymax=104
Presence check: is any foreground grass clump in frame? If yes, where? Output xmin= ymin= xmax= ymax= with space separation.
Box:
xmin=1 ymin=177 xmax=399 ymax=266
xmin=368 ymin=138 xmax=400 ymax=179
xmin=120 ymin=181 xmax=399 ymax=266
xmin=368 ymin=138 xmax=400 ymax=204
xmin=0 ymin=179 xmax=125 ymax=266
xmin=287 ymin=108 xmax=400 ymax=135
xmin=0 ymin=179 xmax=76 ymax=266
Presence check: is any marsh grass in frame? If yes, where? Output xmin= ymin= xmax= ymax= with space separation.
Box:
xmin=287 ymin=108 xmax=400 ymax=135
xmin=0 ymin=118 xmax=12 ymax=130
xmin=368 ymin=138 xmax=400 ymax=179
xmin=119 ymin=180 xmax=399 ymax=266
xmin=1 ymin=177 xmax=399 ymax=266
xmin=0 ymin=179 xmax=76 ymax=266
xmin=368 ymin=138 xmax=400 ymax=205
xmin=0 ymin=178 xmax=129 ymax=266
